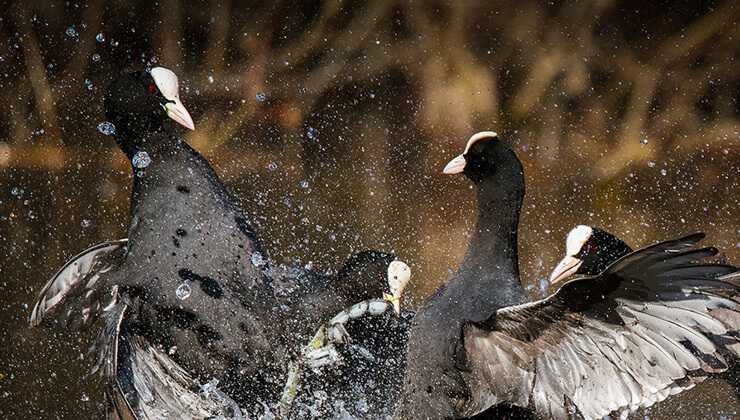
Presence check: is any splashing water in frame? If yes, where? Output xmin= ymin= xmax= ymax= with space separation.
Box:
xmin=306 ymin=127 xmax=319 ymax=141
xmin=132 ymin=151 xmax=152 ymax=169
xmin=97 ymin=121 xmax=116 ymax=136
xmin=175 ymin=283 xmax=191 ymax=300
xmin=251 ymin=252 xmax=266 ymax=268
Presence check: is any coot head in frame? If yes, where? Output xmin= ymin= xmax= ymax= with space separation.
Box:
xmin=549 ymin=225 xmax=633 ymax=284
xmin=442 ymin=131 xmax=523 ymax=187
xmin=104 ymin=67 xmax=194 ymax=153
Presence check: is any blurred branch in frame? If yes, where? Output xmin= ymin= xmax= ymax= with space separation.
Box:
xmin=159 ymin=0 xmax=183 ymax=66
xmin=16 ymin=6 xmax=63 ymax=145
xmin=656 ymin=1 xmax=737 ymax=66
xmin=596 ymin=56 xmax=658 ymax=178
xmin=204 ymin=0 xmax=232 ymax=74
xmin=60 ymin=1 xmax=103 ymax=87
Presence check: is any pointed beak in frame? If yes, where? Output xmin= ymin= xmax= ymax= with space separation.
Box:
xmin=443 ymin=154 xmax=466 ymax=175
xmin=164 ymin=99 xmax=195 ymax=130
xmin=549 ymin=255 xmax=583 ymax=285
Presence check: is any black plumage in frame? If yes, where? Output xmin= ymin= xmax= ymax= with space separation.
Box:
xmin=550 ymin=225 xmax=740 ymax=413
xmin=397 ymin=132 xmax=740 ymax=420
xmin=30 ymin=67 xmax=396 ymax=417
xmin=398 ymin=132 xmax=529 ymax=419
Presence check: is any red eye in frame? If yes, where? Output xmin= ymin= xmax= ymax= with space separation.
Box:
xmin=148 ymin=83 xmax=157 ymax=94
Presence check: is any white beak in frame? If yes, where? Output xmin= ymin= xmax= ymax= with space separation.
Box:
xmin=164 ymin=100 xmax=195 ymax=130
xmin=387 ymin=260 xmax=411 ymax=315
xmin=549 ymin=255 xmax=583 ymax=285
xmin=442 ymin=154 xmax=466 ymax=175
xmin=151 ymin=66 xmax=195 ymax=130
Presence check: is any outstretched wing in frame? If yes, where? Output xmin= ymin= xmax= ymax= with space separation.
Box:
xmin=99 ymin=303 xmax=244 ymax=419
xmin=30 ymin=239 xmax=128 ymax=327
xmin=463 ymin=234 xmax=740 ymax=419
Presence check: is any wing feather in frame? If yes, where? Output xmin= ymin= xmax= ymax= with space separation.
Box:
xmin=30 ymin=239 xmax=127 ymax=327
xmin=463 ymin=234 xmax=739 ymax=419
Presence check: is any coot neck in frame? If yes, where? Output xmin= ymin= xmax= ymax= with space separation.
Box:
xmin=460 ymin=170 xmax=524 ymax=303
xmin=120 ymin=130 xmax=232 ymax=219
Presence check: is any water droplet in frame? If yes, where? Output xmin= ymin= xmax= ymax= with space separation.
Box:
xmin=538 ymin=278 xmax=549 ymax=296
xmin=84 ymin=79 xmax=93 ymax=90
xmin=91 ymin=53 xmax=101 ymax=63
xmin=266 ymin=162 xmax=278 ymax=171
xmin=647 ymin=161 xmax=656 ymax=168
xmin=97 ymin=121 xmax=116 ymax=135
xmin=200 ymin=378 xmax=219 ymax=396
xmin=81 ymin=219 xmax=93 ymax=228
xmin=111 ymin=39 xmax=119 ymax=47
xmin=80 ymin=393 xmax=89 ymax=402
xmin=660 ymin=169 xmax=667 ymax=176
xmin=10 ymin=187 xmax=22 ymax=197
xmin=95 ymin=32 xmax=105 ymax=43
xmin=132 ymin=151 xmax=152 ymax=169
xmin=298 ymin=180 xmax=310 ymax=189
xmin=65 ymin=26 xmax=78 ymax=38
xmin=640 ymin=138 xmax=648 ymax=145
xmin=251 ymin=252 xmax=266 ymax=267
xmin=306 ymin=127 xmax=319 ymax=140
xmin=175 ymin=283 xmax=191 ymax=300
xmin=255 ymin=92 xmax=266 ymax=102
xmin=207 ymin=75 xmax=214 ymax=84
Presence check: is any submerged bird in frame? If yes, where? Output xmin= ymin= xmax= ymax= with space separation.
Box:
xmin=397 ymin=132 xmax=740 ymax=420
xmin=30 ymin=67 xmax=397 ymax=418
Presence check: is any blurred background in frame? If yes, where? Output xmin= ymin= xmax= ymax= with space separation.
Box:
xmin=0 ymin=0 xmax=738 ymax=418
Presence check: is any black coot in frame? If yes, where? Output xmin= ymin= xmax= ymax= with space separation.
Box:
xmin=30 ymin=67 xmax=396 ymax=418
xmin=549 ymin=225 xmax=740 ymax=413
xmin=397 ymin=132 xmax=740 ymax=420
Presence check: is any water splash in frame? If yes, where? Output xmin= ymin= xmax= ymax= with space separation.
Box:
xmin=306 ymin=127 xmax=319 ymax=141
xmin=132 ymin=151 xmax=152 ymax=169
xmin=97 ymin=121 xmax=116 ymax=136
xmin=251 ymin=252 xmax=267 ymax=268
xmin=175 ymin=283 xmax=191 ymax=300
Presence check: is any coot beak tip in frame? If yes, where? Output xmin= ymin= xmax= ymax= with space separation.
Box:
xmin=443 ymin=154 xmax=466 ymax=175
xmin=549 ymin=255 xmax=583 ymax=285
xmin=164 ymin=100 xmax=195 ymax=130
